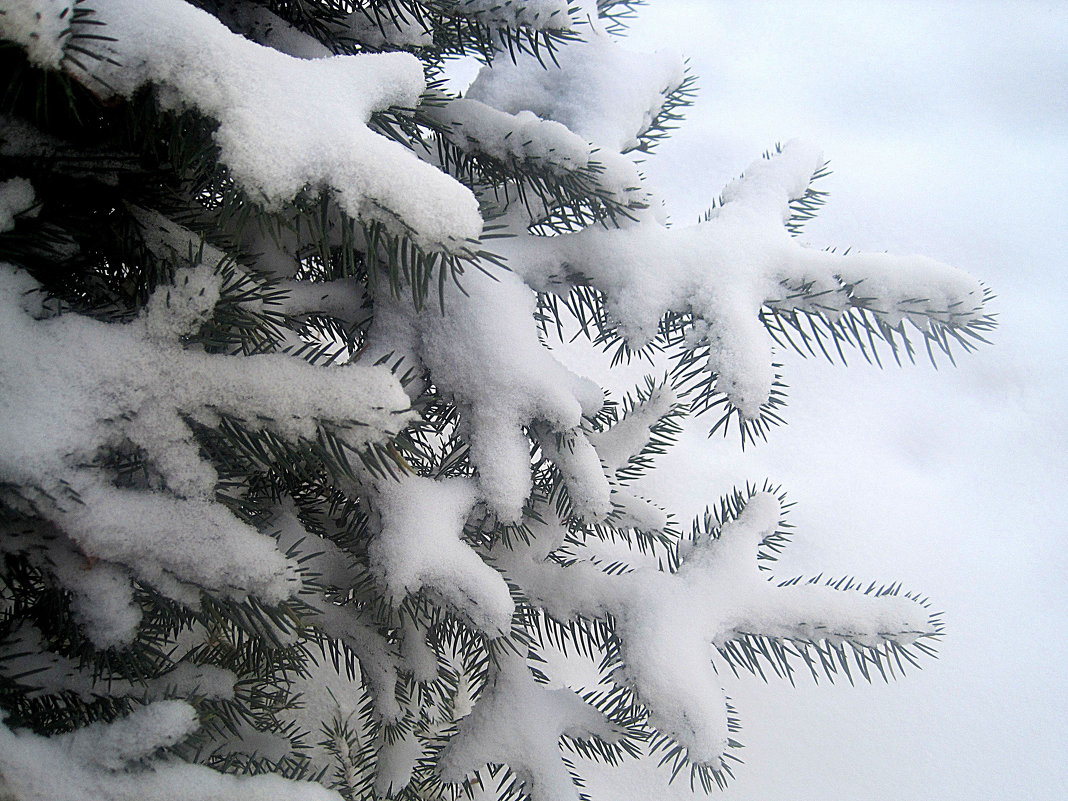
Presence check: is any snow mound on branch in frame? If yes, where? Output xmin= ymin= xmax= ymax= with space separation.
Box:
xmin=0 ymin=623 xmax=236 ymax=702
xmin=427 ymin=97 xmax=648 ymax=208
xmin=370 ymin=475 xmax=514 ymax=633
xmin=0 ymin=702 xmax=342 ymax=801
xmin=589 ymin=384 xmax=680 ymax=476
xmin=52 ymin=0 xmax=481 ymax=250
xmin=490 ymin=494 xmax=937 ymax=766
xmin=0 ymin=0 xmax=73 ymax=68
xmin=0 ymin=263 xmax=414 ymax=644
xmin=343 ymin=7 xmax=433 ymax=48
xmin=428 ymin=99 xmax=592 ymax=175
xmin=467 ymin=33 xmax=686 ymax=153
xmin=0 ymin=176 xmax=35 ymax=230
xmin=441 ymin=656 xmax=620 ymax=801
xmin=446 ymin=0 xmax=577 ymax=31
xmin=497 ymin=141 xmax=988 ymax=419
xmin=364 ymin=268 xmax=606 ymax=523
xmin=214 ymin=2 xmax=333 ymax=59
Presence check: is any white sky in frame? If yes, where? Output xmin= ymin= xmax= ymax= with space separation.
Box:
xmin=566 ymin=2 xmax=1067 ymax=799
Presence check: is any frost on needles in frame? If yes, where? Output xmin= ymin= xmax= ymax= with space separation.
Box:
xmin=0 ymin=2 xmax=992 ymax=801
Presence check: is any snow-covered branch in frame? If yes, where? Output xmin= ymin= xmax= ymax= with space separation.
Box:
xmin=0 ymin=1 xmax=986 ymax=797
xmin=0 ymin=0 xmax=482 ymax=250
xmin=488 ymin=493 xmax=938 ymax=768
xmin=0 ymin=702 xmax=342 ymax=801
xmin=497 ymin=142 xmax=988 ymax=419
xmin=0 ymin=263 xmax=412 ymax=644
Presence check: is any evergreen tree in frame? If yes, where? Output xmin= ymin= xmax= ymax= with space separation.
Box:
xmin=0 ymin=2 xmax=994 ymax=800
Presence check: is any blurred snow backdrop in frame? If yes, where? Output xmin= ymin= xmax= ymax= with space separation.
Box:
xmin=493 ymin=1 xmax=1066 ymax=798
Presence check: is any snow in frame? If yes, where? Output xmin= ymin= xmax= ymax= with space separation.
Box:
xmin=430 ymin=99 xmax=593 ymax=175
xmin=571 ymin=6 xmax=1064 ymax=797
xmin=0 ymin=0 xmax=72 ymax=68
xmin=0 ymin=113 xmax=53 ymax=158
xmin=608 ymin=490 xmax=669 ymax=533
xmin=62 ymin=0 xmax=482 ymax=251
xmin=467 ymin=33 xmax=686 ymax=154
xmin=303 ymin=597 xmax=404 ymax=722
xmin=364 ymin=268 xmax=605 ymax=522
xmin=0 ymin=704 xmax=342 ymax=801
xmin=2 ymin=517 xmax=140 ymax=647
xmin=490 ymin=493 xmax=935 ymax=767
xmin=399 ymin=615 xmax=439 ymax=683
xmin=70 ymin=700 xmax=199 ymax=770
xmin=428 ymin=95 xmax=649 ymax=210
xmin=375 ymin=726 xmax=423 ymax=797
xmin=0 ymin=622 xmax=236 ymax=701
xmin=274 ymin=277 xmax=367 ymax=324
xmin=278 ymin=649 xmax=369 ymax=752
xmin=52 ymin=552 xmax=141 ymax=646
xmin=0 ymin=0 xmax=1012 ymax=797
xmin=585 ymin=385 xmax=681 ymax=532
xmin=0 ymin=176 xmax=34 ymax=231
xmin=441 ymin=654 xmax=620 ymax=801
xmin=215 ymin=2 xmax=332 ymax=60
xmin=0 ymin=263 xmax=414 ymax=642
xmin=533 ymin=422 xmax=613 ymax=520
xmin=445 ymin=0 xmax=577 ymax=31
xmin=142 ymin=258 xmax=222 ymax=343
xmin=589 ymin=384 xmax=680 ymax=476
xmin=343 ymin=7 xmax=433 ymax=49
xmin=370 ymin=475 xmax=514 ymax=633
xmin=497 ymin=141 xmax=987 ymax=420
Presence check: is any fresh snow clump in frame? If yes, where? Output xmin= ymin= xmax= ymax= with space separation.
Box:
xmin=0 ymin=0 xmax=72 ymax=68
xmin=0 ymin=176 xmax=34 ymax=230
xmin=62 ymin=0 xmax=482 ymax=250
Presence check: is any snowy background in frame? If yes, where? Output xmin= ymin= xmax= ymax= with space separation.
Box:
xmin=556 ymin=1 xmax=1066 ymax=799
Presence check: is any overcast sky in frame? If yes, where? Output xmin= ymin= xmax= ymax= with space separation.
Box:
xmin=565 ymin=2 xmax=1067 ymax=799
